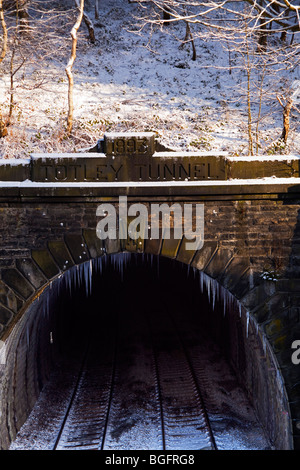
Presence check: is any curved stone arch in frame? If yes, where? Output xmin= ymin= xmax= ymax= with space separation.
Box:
xmin=0 ymin=228 xmax=296 ymax=450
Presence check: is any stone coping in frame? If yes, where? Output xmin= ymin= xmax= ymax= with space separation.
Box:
xmin=0 ymin=177 xmax=300 ymax=200
xmin=0 ymin=152 xmax=299 ymax=184
xmin=0 ymin=132 xmax=299 ymax=185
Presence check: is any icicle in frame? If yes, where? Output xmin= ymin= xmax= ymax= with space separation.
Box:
xmin=26 ymin=325 xmax=30 ymax=348
xmin=199 ymin=270 xmax=204 ymax=293
xmin=46 ymin=288 xmax=50 ymax=321
xmin=206 ymin=275 xmax=211 ymax=302
xmin=65 ymin=269 xmax=72 ymax=295
xmin=212 ymin=280 xmax=216 ymax=311
xmin=262 ymin=334 xmax=267 ymax=356
xmin=84 ymin=262 xmax=88 ymax=297
xmin=89 ymin=259 xmax=93 ymax=294
xmin=249 ymin=268 xmax=254 ymax=289
xmin=97 ymin=255 xmax=103 ymax=275
xmin=82 ymin=262 xmax=91 ymax=297
xmin=246 ymin=311 xmax=249 ymax=338
xmin=75 ymin=264 xmax=80 ymax=289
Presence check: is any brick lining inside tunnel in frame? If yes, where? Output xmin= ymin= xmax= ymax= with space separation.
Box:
xmin=0 ymin=253 xmax=293 ymax=450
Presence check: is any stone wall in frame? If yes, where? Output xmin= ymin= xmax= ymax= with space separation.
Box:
xmin=0 ymin=194 xmax=299 ymax=448
xmin=0 ymin=134 xmax=299 ymax=449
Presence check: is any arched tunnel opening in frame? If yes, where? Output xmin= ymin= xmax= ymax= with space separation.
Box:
xmin=0 ymin=253 xmax=293 ymax=450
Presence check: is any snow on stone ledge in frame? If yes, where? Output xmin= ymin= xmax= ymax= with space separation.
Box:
xmin=225 ymin=155 xmax=300 ymax=162
xmin=0 ymin=159 xmax=31 ymax=166
xmin=1 ymin=176 xmax=300 ymax=188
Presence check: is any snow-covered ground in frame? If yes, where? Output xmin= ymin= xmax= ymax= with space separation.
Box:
xmin=0 ymin=0 xmax=299 ymax=159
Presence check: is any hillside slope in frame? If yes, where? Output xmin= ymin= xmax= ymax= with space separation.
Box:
xmin=0 ymin=0 xmax=299 ymax=158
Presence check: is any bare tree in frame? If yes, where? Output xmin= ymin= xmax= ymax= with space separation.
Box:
xmin=66 ymin=0 xmax=85 ymax=135
xmin=277 ymin=94 xmax=300 ymax=145
xmin=134 ymin=0 xmax=300 ymax=31
xmin=0 ymin=0 xmax=8 ymax=137
xmin=0 ymin=0 xmax=7 ymax=64
xmin=132 ymin=0 xmax=300 ymax=154
xmin=0 ymin=1 xmax=76 ymax=138
xmin=75 ymin=0 xmax=95 ymax=43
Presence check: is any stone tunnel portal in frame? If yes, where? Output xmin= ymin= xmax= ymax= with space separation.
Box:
xmin=0 ymin=253 xmax=292 ymax=451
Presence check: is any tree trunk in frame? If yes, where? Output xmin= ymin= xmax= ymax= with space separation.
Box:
xmin=17 ymin=0 xmax=31 ymax=36
xmin=75 ymin=0 xmax=95 ymax=43
xmin=0 ymin=0 xmax=8 ymax=137
xmin=95 ymin=0 xmax=99 ymax=20
xmin=0 ymin=111 xmax=8 ymax=138
xmin=162 ymin=4 xmax=171 ymax=24
xmin=66 ymin=0 xmax=84 ymax=136
xmin=245 ymin=34 xmax=254 ymax=156
xmin=184 ymin=21 xmax=196 ymax=61
xmin=0 ymin=0 xmax=8 ymax=64
xmin=281 ymin=98 xmax=293 ymax=143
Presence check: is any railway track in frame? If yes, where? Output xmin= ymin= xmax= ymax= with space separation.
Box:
xmin=10 ymin=291 xmax=270 ymax=451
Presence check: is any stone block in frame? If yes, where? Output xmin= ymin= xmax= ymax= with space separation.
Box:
xmin=160 ymin=237 xmax=181 ymax=259
xmin=83 ymin=228 xmax=105 ymax=258
xmin=204 ymin=248 xmax=234 ymax=280
xmin=264 ymin=315 xmax=289 ymax=339
xmin=265 ymin=293 xmax=290 ymax=318
xmin=229 ymin=268 xmax=254 ymax=300
xmin=48 ymin=240 xmax=75 ymax=271
xmin=241 ymin=281 xmax=277 ymax=312
xmin=191 ymin=241 xmax=218 ymax=271
xmin=103 ymin=132 xmax=155 ymax=157
xmin=31 ymin=249 xmax=60 ymax=279
xmin=144 ymin=237 xmax=162 ymax=256
xmin=287 ymin=382 xmax=300 ymax=410
xmin=64 ymin=234 xmax=90 ymax=264
xmin=0 ymin=159 xmax=30 ymax=181
xmin=31 ymin=153 xmax=124 ymax=183
xmin=105 ymin=238 xmax=120 ymax=255
xmin=123 ymin=237 xmax=144 ymax=253
xmin=226 ymin=156 xmax=300 ymax=180
xmin=0 ymin=305 xmax=13 ymax=328
xmin=1 ymin=269 xmax=34 ymax=300
xmin=221 ymin=256 xmax=250 ymax=290
xmin=288 ymin=397 xmax=300 ymax=421
xmin=0 ymin=280 xmax=23 ymax=313
xmin=16 ymin=258 xmax=47 ymax=289
xmin=276 ymin=279 xmax=300 ymax=293
xmin=251 ymin=303 xmax=270 ymax=325
xmin=176 ymin=237 xmax=198 ymax=265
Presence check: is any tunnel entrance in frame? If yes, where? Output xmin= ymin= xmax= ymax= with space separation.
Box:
xmin=1 ymin=254 xmax=291 ymax=450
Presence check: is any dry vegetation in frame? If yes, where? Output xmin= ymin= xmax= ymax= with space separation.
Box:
xmin=0 ymin=0 xmax=299 ymax=158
